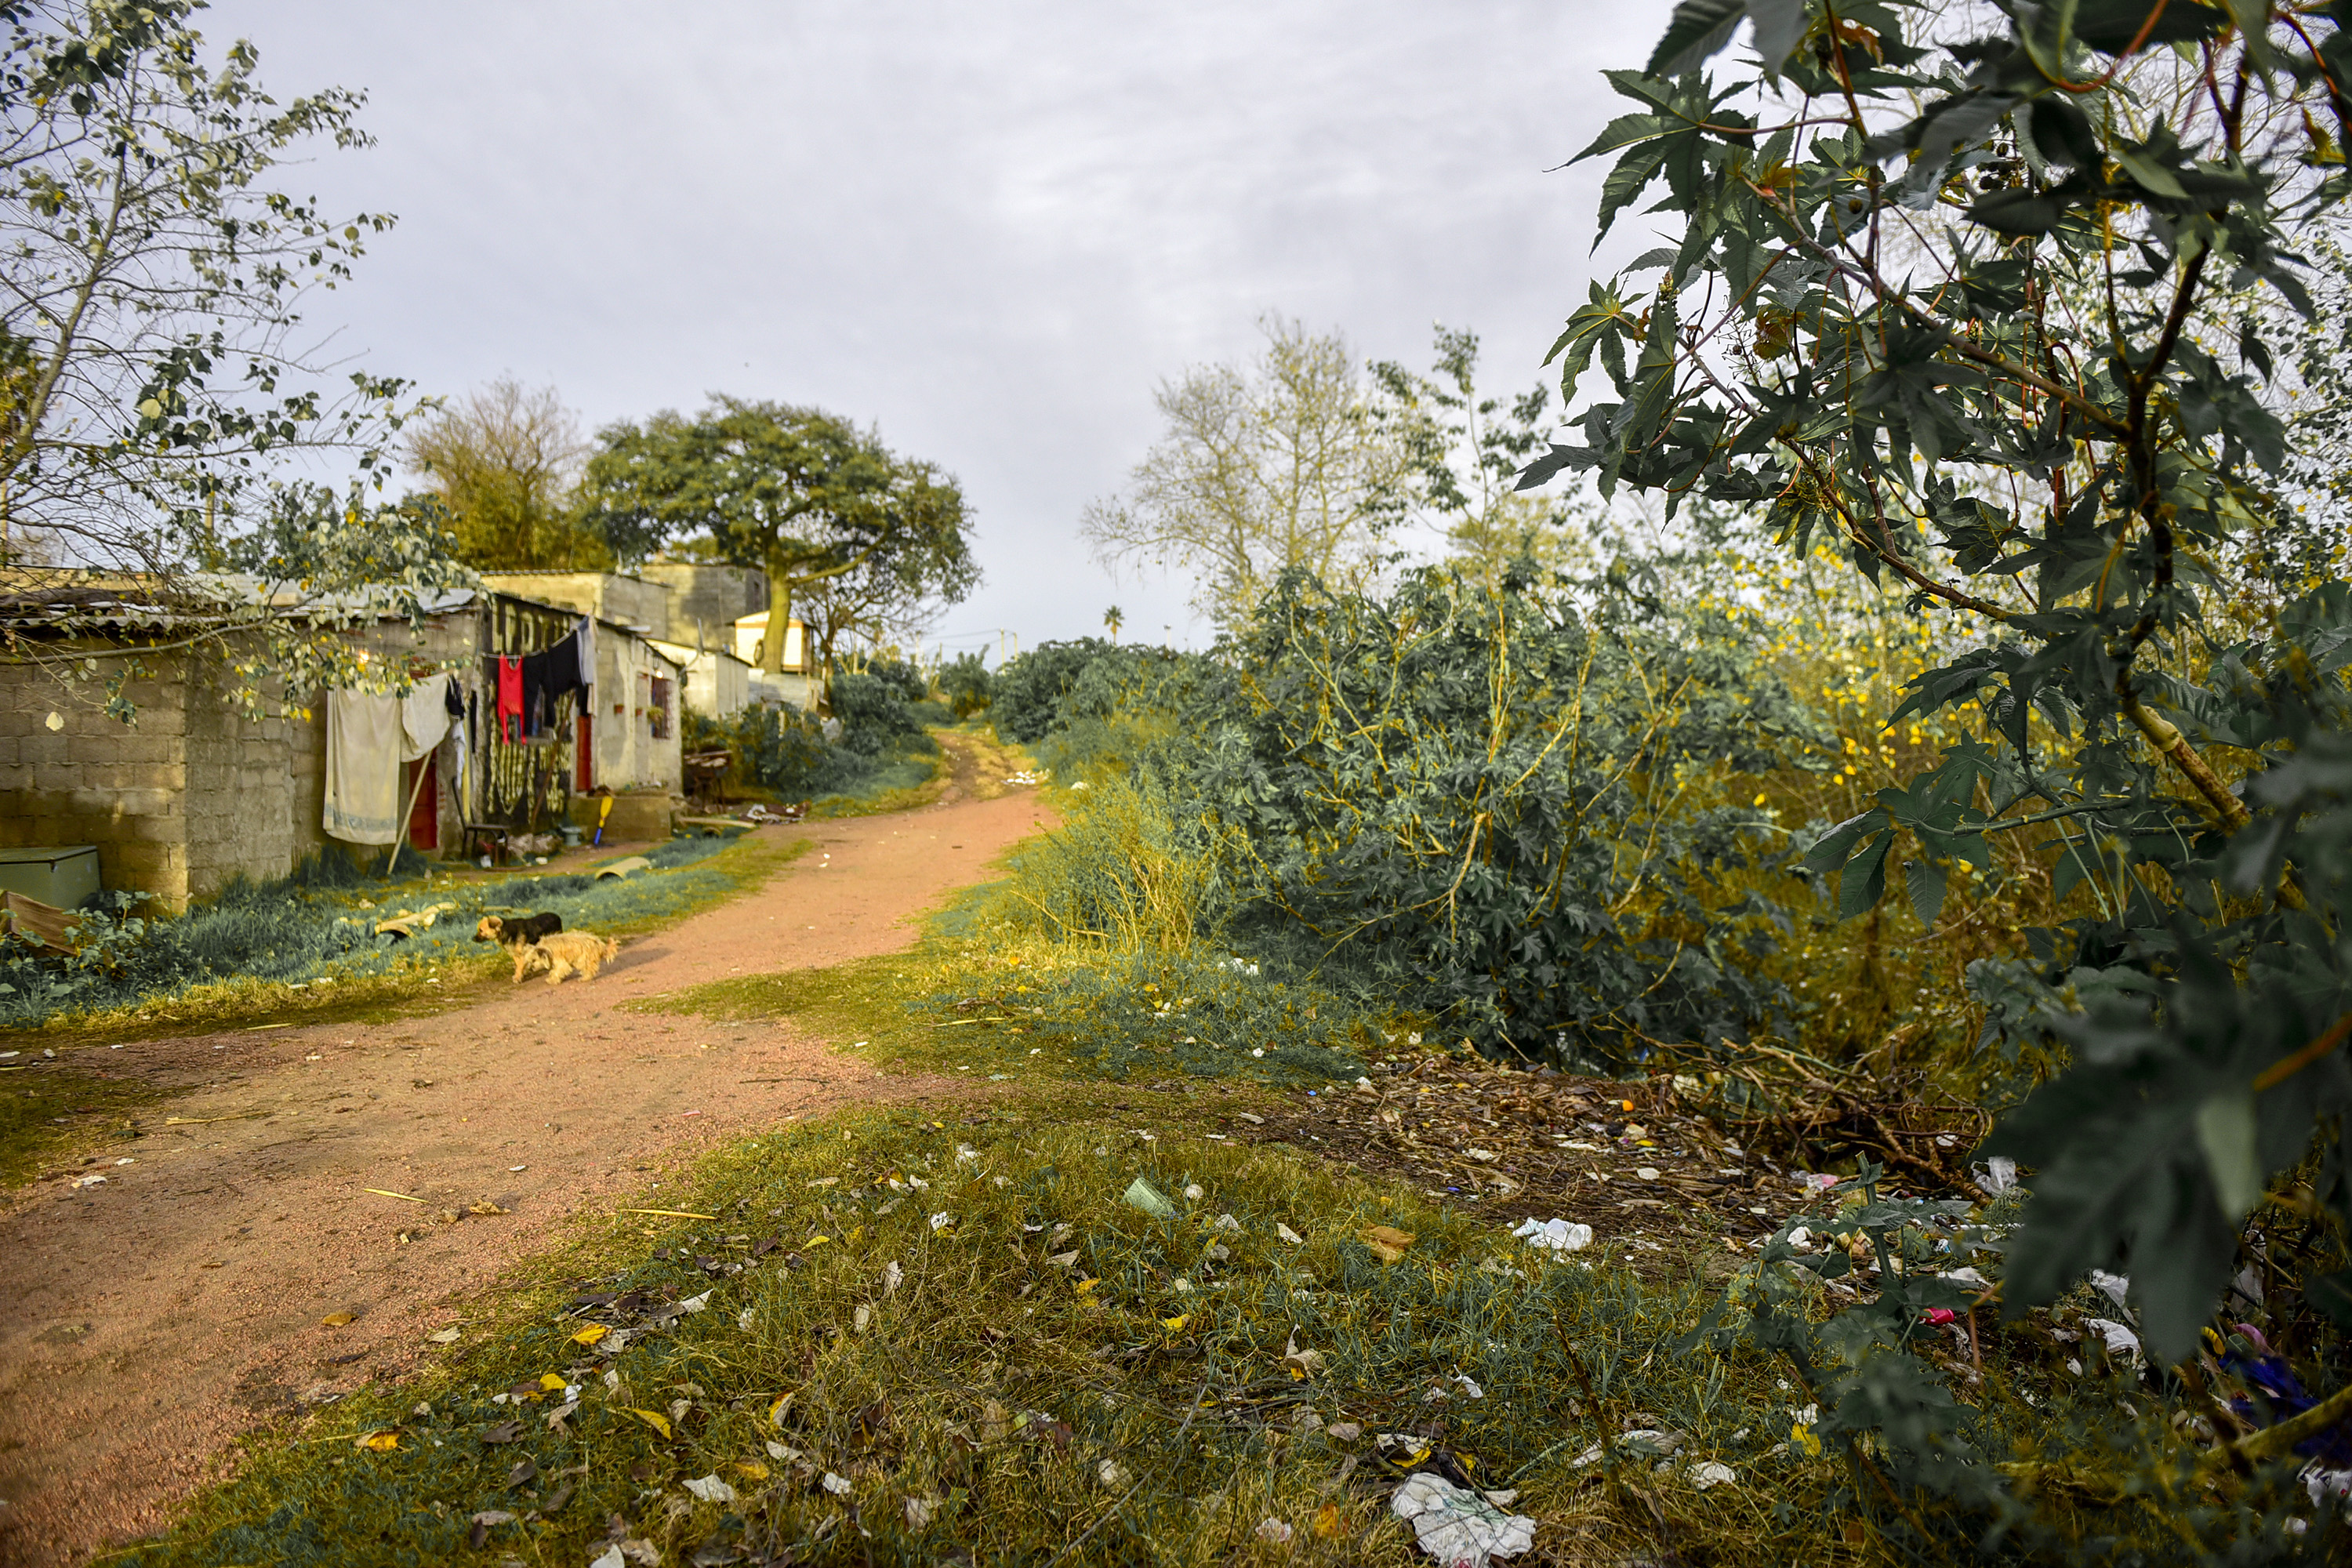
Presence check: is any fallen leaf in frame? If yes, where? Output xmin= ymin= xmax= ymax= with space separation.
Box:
xmin=1047 ymin=1249 xmax=1080 ymax=1269
xmin=426 ymin=1327 xmax=461 ymax=1345
xmin=538 ymin=1372 xmax=568 ymax=1392
xmin=882 ymin=1260 xmax=904 ymax=1294
xmin=684 ymin=1474 xmax=738 ymax=1504
xmin=626 ymin=1407 xmax=673 ymax=1439
xmin=1313 ymin=1501 xmax=1344 ymax=1537
xmin=1276 ymin=1223 xmax=1305 ymax=1245
xmin=355 ymin=1431 xmax=400 ymax=1452
xmin=1098 ymin=1460 xmax=1129 ymax=1489
xmin=1160 ymin=1315 xmax=1190 ymax=1333
xmin=822 ymin=1471 xmax=851 ymax=1496
xmin=906 ymin=1494 xmax=939 ymax=1528
xmin=505 ymin=1457 xmax=539 ymax=1488
xmin=467 ymin=1200 xmax=507 ymax=1217
xmin=1359 ymin=1225 xmax=1416 ymax=1263
xmin=570 ymin=1323 xmax=609 ymax=1345
xmin=319 ymin=1311 xmax=358 ymax=1327
xmin=735 ymin=1461 xmax=770 ymax=1479
xmin=481 ymin=1420 xmax=523 ymax=1444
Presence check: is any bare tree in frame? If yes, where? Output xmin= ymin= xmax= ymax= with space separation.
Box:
xmin=405 ymin=376 xmax=602 ymax=570
xmin=1080 ymin=316 xmax=1409 ymax=629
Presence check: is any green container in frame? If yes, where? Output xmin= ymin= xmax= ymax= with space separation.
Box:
xmin=0 ymin=845 xmax=101 ymax=908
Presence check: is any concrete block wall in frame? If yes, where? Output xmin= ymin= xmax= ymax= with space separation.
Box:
xmin=0 ymin=654 xmax=196 ymax=906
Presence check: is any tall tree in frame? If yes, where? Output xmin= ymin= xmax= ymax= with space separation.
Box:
xmin=404 ymin=376 xmax=604 ymax=570
xmin=794 ymin=458 xmax=979 ymax=670
xmin=0 ymin=0 xmax=456 ymax=713
xmin=1080 ymin=315 xmax=1410 ymax=629
xmin=579 ymin=397 xmax=976 ymax=675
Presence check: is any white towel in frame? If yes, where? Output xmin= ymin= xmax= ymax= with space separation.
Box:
xmin=400 ymin=673 xmax=452 ymax=760
xmin=324 ymin=689 xmax=404 ymax=844
xmin=576 ymin=616 xmax=597 ymax=699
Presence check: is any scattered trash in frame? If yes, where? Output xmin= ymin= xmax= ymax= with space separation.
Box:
xmin=684 ymin=1475 xmax=738 ymax=1504
xmin=1390 ymin=1471 xmax=1536 ymax=1566
xmin=906 ymin=1494 xmax=940 ymax=1527
xmin=1098 ymin=1460 xmax=1129 ymax=1489
xmin=1183 ymin=1183 xmax=1205 ymax=1201
xmin=1122 ymin=1177 xmax=1177 ymax=1218
xmin=1511 ymin=1218 xmax=1593 ymax=1252
xmin=1977 ymin=1156 xmax=2019 ymax=1192
xmin=1360 ymin=1225 xmax=1415 ymax=1262
xmin=1690 ymin=1461 xmax=1737 ymax=1490
xmin=1277 ymin=1222 xmax=1305 ymax=1245
xmin=1255 ymin=1518 xmax=1294 ymax=1544
xmin=2085 ymin=1317 xmax=2143 ymax=1365
xmin=929 ymin=1211 xmax=955 ymax=1232
xmin=1634 ymin=1166 xmax=1660 ymax=1181
xmin=882 ymin=1260 xmax=904 ymax=1294
xmin=1215 ymin=1213 xmax=1244 ymax=1233
xmin=70 ymin=1174 xmax=106 ymax=1190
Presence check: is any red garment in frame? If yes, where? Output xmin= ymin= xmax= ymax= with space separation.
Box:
xmin=495 ymin=655 xmax=523 ymax=743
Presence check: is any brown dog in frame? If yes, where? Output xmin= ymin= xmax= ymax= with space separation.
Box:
xmin=517 ymin=931 xmax=619 ymax=986
xmin=474 ymin=912 xmax=565 ymax=982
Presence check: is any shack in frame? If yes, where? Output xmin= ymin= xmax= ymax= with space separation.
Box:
xmin=0 ymin=571 xmax=684 ymax=909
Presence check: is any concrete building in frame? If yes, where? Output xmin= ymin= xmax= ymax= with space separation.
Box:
xmin=479 ymin=571 xmax=673 ymax=637
xmin=0 ymin=575 xmax=684 ymax=909
xmin=730 ymin=611 xmax=820 ymax=710
xmin=648 ymin=641 xmax=753 ymax=719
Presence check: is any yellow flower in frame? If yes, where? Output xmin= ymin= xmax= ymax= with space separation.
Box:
xmin=1791 ymin=1422 xmax=1823 ymax=1457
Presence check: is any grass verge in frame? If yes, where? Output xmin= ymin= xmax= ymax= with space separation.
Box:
xmin=114 ymin=1086 xmax=1769 ymax=1568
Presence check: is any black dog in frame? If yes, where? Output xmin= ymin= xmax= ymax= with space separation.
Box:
xmin=474 ymin=912 xmax=565 ymax=982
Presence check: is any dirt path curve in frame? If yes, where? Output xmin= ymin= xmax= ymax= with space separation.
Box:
xmin=0 ymin=781 xmax=1050 ymax=1566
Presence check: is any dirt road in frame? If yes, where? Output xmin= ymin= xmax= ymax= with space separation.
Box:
xmin=0 ymin=784 xmax=1049 ymax=1566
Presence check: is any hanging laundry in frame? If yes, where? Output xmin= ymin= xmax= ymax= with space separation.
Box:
xmin=521 ymin=648 xmax=553 ymax=736
xmin=324 ymin=689 xmax=403 ymax=844
xmin=400 ymin=673 xmax=453 ymax=760
xmin=575 ymin=616 xmax=597 ymax=699
xmin=495 ymin=655 xmax=524 ymax=743
xmin=543 ymin=630 xmax=583 ymax=699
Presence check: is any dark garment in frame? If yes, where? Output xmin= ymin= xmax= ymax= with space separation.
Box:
xmin=543 ymin=631 xmax=583 ymax=700
xmin=521 ymin=650 xmax=552 ymax=737
xmin=445 ymin=677 xmax=466 ymax=719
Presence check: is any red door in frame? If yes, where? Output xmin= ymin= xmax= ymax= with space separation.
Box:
xmin=576 ymin=712 xmax=594 ymax=791
xmin=404 ymin=753 xmax=438 ymax=848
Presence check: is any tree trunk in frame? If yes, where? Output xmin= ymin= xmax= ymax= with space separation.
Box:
xmin=762 ymin=560 xmax=792 ymax=675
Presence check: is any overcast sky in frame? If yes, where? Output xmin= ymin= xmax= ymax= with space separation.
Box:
xmin=215 ymin=0 xmax=1679 ymax=657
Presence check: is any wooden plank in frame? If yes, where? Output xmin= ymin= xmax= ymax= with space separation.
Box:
xmin=0 ymin=890 xmax=79 ymax=955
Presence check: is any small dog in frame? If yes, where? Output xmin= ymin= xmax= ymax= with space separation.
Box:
xmin=518 ymin=930 xmax=619 ymax=987
xmin=474 ymin=913 xmax=565 ymax=982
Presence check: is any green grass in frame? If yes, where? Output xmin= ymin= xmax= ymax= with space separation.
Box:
xmin=114 ymin=1090 xmax=1771 ymax=1568
xmin=5 ymin=833 xmax=809 ymax=1044
xmin=112 ymin=1081 xmax=2274 ymax=1568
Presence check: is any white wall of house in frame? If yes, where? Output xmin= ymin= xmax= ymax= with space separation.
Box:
xmin=589 ymin=625 xmax=684 ymax=792
xmin=650 ymin=641 xmax=752 ymax=719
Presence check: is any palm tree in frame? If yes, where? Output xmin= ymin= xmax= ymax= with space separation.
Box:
xmin=1103 ymin=605 xmax=1124 ymax=641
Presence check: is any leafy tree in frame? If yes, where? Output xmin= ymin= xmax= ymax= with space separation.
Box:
xmin=1370 ymin=325 xmax=1592 ymax=589
xmin=1102 ymin=604 xmax=1123 ymax=640
xmin=938 ymin=649 xmax=991 ymax=719
xmin=404 ymin=376 xmax=605 ymax=570
xmin=793 ymin=459 xmax=979 ymax=672
xmin=0 ymin=0 xmax=455 ymax=712
xmin=1543 ymin=0 xmax=2352 ymax=1377
xmin=580 ymin=398 xmax=976 ymax=676
xmin=1081 ymin=315 xmax=1410 ymax=629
